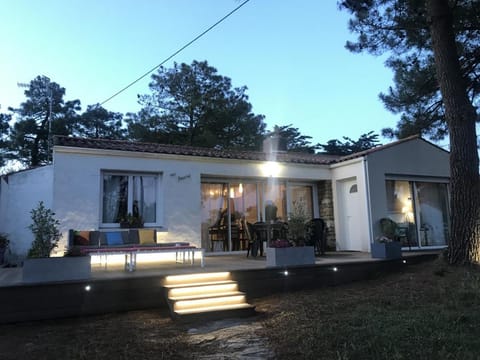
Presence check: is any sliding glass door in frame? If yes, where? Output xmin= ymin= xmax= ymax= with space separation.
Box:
xmin=385 ymin=180 xmax=449 ymax=248
xmin=201 ymin=179 xmax=317 ymax=253
xmin=201 ymin=182 xmax=259 ymax=252
xmin=415 ymin=182 xmax=450 ymax=247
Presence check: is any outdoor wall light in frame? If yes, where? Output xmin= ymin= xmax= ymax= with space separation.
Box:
xmin=85 ymin=285 xmax=91 ymax=292
xmin=402 ymin=259 xmax=407 ymax=264
xmin=332 ymin=267 xmax=338 ymax=272
xmin=283 ymin=270 xmax=289 ymax=276
xmin=261 ymin=161 xmax=281 ymax=177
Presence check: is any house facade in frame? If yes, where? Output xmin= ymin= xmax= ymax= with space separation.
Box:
xmin=0 ymin=135 xmax=450 ymax=259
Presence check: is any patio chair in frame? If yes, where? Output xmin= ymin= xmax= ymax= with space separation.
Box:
xmin=305 ymin=218 xmax=327 ymax=255
xmin=250 ymin=222 xmax=269 ymax=257
xmin=246 ymin=222 xmax=263 ymax=257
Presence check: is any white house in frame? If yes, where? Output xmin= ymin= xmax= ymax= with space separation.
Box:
xmin=0 ymin=135 xmax=450 ymax=259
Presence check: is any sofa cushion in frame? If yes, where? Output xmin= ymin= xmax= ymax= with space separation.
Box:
xmin=73 ymin=231 xmax=90 ymax=246
xmin=138 ymin=229 xmax=155 ymax=245
xmin=105 ymin=232 xmax=123 ymax=246
xmin=126 ymin=229 xmax=140 ymax=244
xmin=89 ymin=231 xmax=101 ymax=246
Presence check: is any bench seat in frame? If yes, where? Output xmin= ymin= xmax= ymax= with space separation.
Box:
xmin=68 ymin=230 xmax=205 ymax=271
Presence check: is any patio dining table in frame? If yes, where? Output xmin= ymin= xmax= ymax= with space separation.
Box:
xmin=251 ymin=222 xmax=288 ymax=256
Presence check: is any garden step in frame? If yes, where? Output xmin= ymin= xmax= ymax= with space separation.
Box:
xmin=163 ymin=280 xmax=235 ymax=289
xmin=163 ymin=272 xmax=231 ymax=286
xmin=163 ymin=271 xmax=255 ymax=320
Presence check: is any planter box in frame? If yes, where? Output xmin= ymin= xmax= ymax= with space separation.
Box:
xmin=371 ymin=242 xmax=402 ymax=259
xmin=23 ymin=256 xmax=91 ymax=284
xmin=266 ymin=246 xmax=315 ymax=267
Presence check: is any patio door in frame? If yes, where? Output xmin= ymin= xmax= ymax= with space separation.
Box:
xmin=414 ymin=182 xmax=450 ymax=247
xmin=385 ymin=180 xmax=449 ymax=248
xmin=201 ymin=182 xmax=259 ymax=252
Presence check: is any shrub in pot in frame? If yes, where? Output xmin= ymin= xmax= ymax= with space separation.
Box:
xmin=27 ymin=201 xmax=61 ymax=258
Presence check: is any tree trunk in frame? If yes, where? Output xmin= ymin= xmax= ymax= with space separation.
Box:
xmin=426 ymin=0 xmax=480 ymax=264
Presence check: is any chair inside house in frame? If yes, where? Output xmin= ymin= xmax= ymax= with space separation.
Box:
xmin=238 ymin=218 xmax=250 ymax=251
xmin=305 ymin=218 xmax=327 ymax=255
xmin=208 ymin=209 xmax=240 ymax=252
xmin=243 ymin=220 xmax=255 ymax=257
xmin=208 ymin=224 xmax=227 ymax=252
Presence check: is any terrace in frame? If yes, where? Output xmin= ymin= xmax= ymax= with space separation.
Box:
xmin=0 ymin=250 xmax=439 ymax=324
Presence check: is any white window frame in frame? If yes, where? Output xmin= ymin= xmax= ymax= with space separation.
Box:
xmin=100 ymin=171 xmax=162 ymax=228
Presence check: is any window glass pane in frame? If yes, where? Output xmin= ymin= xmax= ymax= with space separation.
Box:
xmin=238 ymin=183 xmax=258 ymax=224
xmin=102 ymin=175 xmax=128 ymax=223
xmin=132 ymin=175 xmax=157 ymax=223
xmin=201 ymin=183 xmax=228 ymax=252
xmin=386 ymin=180 xmax=413 ymax=222
xmin=385 ymin=180 xmax=417 ymax=246
xmin=416 ymin=182 xmax=449 ymax=246
xmin=289 ymin=185 xmax=313 ymax=220
xmin=264 ymin=180 xmax=286 ymax=221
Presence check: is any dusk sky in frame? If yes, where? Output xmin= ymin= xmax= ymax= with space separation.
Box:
xmin=0 ymin=0 xmax=428 ymax=147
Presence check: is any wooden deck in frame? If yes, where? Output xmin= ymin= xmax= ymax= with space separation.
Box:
xmin=0 ymin=251 xmax=440 ymax=324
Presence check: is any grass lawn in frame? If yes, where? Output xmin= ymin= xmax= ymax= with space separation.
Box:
xmin=256 ymin=257 xmax=480 ymax=359
xmin=0 ymin=257 xmax=479 ymax=359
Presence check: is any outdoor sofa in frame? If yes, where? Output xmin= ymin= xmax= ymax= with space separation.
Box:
xmin=68 ymin=229 xmax=205 ymax=271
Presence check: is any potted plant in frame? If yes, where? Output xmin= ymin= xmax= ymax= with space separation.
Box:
xmin=26 ymin=201 xmax=61 ymax=258
xmin=0 ymin=233 xmax=9 ymax=265
xmin=266 ymin=199 xmax=315 ymax=267
xmin=23 ymin=201 xmax=91 ymax=283
xmin=287 ymin=199 xmax=309 ymax=246
xmin=371 ymin=218 xmax=402 ymax=259
xmin=120 ymin=213 xmax=144 ymax=228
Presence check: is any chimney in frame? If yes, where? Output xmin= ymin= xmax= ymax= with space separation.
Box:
xmin=263 ymin=134 xmax=287 ymax=154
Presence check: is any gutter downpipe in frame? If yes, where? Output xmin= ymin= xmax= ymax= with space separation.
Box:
xmin=363 ymin=156 xmax=374 ymax=250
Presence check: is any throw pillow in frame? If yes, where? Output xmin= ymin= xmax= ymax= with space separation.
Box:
xmin=74 ymin=231 xmax=90 ymax=246
xmin=138 ymin=229 xmax=155 ymax=245
xmin=105 ymin=232 xmax=123 ymax=246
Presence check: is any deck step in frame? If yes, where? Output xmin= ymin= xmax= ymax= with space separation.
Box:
xmin=163 ymin=271 xmax=255 ymax=320
xmin=169 ymin=290 xmax=244 ymax=302
xmin=163 ymin=272 xmax=231 ymax=286
xmin=163 ymin=280 xmax=235 ymax=289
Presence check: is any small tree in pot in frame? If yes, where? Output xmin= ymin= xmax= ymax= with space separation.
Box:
xmin=27 ymin=201 xmax=61 ymax=258
xmin=287 ymin=199 xmax=309 ymax=246
xmin=23 ymin=202 xmax=90 ymax=283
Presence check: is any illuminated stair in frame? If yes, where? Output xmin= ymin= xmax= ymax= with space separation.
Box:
xmin=163 ymin=272 xmax=255 ymax=320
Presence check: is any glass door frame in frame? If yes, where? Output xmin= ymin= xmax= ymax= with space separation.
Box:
xmin=385 ymin=176 xmax=450 ymax=250
xmin=411 ymin=181 xmax=451 ymax=249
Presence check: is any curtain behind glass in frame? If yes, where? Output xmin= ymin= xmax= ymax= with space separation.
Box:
xmin=103 ymin=175 xmax=127 ymax=223
xmin=133 ymin=175 xmax=156 ymax=223
xmin=289 ymin=185 xmax=313 ymax=220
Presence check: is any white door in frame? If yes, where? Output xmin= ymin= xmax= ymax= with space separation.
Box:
xmin=338 ymin=178 xmax=362 ymax=251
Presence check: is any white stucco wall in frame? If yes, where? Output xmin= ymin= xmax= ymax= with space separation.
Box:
xmin=365 ymin=138 xmax=450 ymax=243
xmin=52 ymin=147 xmax=332 ymax=253
xmin=0 ymin=166 xmax=54 ymax=259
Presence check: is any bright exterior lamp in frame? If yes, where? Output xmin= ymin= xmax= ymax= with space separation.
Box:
xmin=261 ymin=161 xmax=281 ymax=177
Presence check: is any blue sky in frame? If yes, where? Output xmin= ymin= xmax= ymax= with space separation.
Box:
xmin=0 ymin=0 xmax=402 ymax=146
